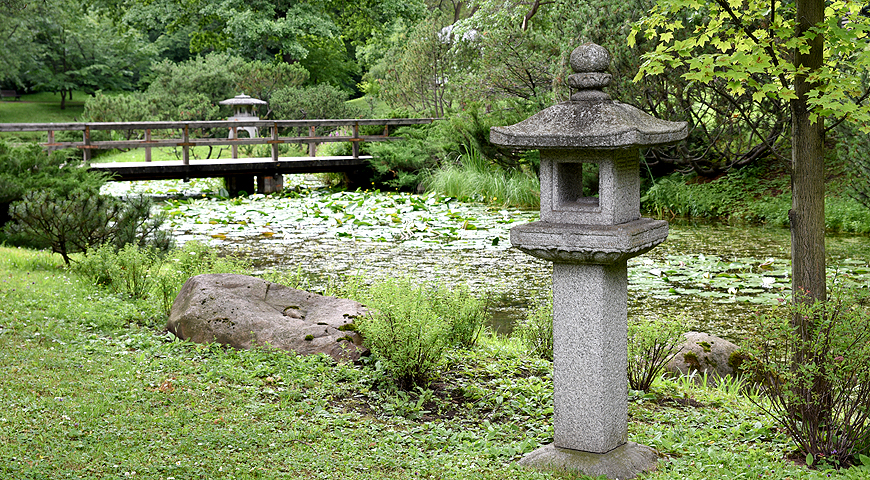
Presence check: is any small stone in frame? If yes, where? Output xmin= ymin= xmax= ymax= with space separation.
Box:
xmin=570 ymin=43 xmax=611 ymax=73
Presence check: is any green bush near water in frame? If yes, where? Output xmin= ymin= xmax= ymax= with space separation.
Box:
xmin=73 ymin=241 xmax=250 ymax=318
xmin=351 ymin=277 xmax=489 ymax=389
xmin=641 ymin=166 xmax=870 ymax=233
xmin=744 ymin=287 xmax=870 ymax=467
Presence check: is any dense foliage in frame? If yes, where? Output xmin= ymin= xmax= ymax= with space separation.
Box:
xmin=5 ymin=192 xmax=171 ymax=265
xmin=745 ymin=287 xmax=870 ymax=466
xmin=351 ymin=276 xmax=488 ymax=389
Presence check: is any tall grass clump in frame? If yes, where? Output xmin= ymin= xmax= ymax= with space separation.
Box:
xmin=352 ymin=277 xmax=489 ymax=389
xmin=744 ymin=287 xmax=870 ymax=467
xmin=628 ymin=315 xmax=687 ymax=392
xmin=73 ymin=241 xmax=249 ymax=316
xmin=426 ymin=146 xmax=540 ymax=208
xmin=513 ymin=296 xmax=553 ymax=361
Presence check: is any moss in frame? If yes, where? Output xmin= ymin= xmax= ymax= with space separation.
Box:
xmin=728 ymin=350 xmax=751 ymax=373
xmin=698 ymin=341 xmax=712 ymax=353
xmin=304 ymin=334 xmax=314 ymax=341
xmin=337 ymin=323 xmax=357 ymax=332
xmin=337 ymin=335 xmax=354 ymax=343
xmin=683 ymin=351 xmax=701 ymax=371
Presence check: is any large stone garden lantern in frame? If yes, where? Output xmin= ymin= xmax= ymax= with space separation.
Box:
xmin=490 ymin=43 xmax=687 ymax=479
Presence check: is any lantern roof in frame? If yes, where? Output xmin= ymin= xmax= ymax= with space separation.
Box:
xmin=490 ymin=43 xmax=687 ymax=149
xmin=219 ymin=94 xmax=267 ymax=106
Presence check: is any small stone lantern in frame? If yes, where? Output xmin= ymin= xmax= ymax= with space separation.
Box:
xmin=491 ymin=43 xmax=687 ymax=479
xmin=219 ymin=94 xmax=267 ymax=156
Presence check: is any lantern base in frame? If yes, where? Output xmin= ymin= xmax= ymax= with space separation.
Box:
xmin=518 ymin=442 xmax=659 ymax=480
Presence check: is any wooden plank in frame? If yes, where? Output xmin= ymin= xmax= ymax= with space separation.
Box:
xmin=43 ymin=135 xmax=406 ymax=151
xmin=90 ymin=156 xmax=374 ymax=181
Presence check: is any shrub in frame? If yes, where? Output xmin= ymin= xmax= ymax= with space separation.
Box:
xmin=5 ymin=192 xmax=171 ymax=265
xmin=270 ymin=84 xmax=361 ymax=136
xmin=513 ymin=296 xmax=554 ymax=361
xmin=353 ymin=277 xmax=488 ymax=389
xmin=424 ymin=144 xmax=540 ymax=208
xmin=354 ymin=278 xmax=449 ymax=389
xmin=0 ymin=140 xmax=105 ymax=227
xmin=430 ymin=283 xmax=488 ymax=348
xmin=627 ymin=315 xmax=687 ymax=392
xmin=74 ymin=241 xmax=249 ymax=313
xmin=744 ymin=287 xmax=870 ymax=467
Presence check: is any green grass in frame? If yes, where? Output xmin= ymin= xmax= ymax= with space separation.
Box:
xmin=347 ymin=95 xmax=392 ymax=118
xmin=3 ymin=245 xmax=870 ymax=479
xmin=425 ymin=147 xmax=541 ymax=209
xmin=0 ymin=91 xmax=87 ymax=142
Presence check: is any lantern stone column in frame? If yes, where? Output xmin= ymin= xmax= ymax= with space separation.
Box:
xmin=490 ymin=43 xmax=687 ymax=479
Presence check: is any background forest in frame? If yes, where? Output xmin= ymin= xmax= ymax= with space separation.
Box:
xmin=2 ymin=0 xmax=870 ymax=229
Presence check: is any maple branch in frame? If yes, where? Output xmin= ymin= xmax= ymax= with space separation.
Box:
xmin=714 ymin=0 xmax=790 ymax=90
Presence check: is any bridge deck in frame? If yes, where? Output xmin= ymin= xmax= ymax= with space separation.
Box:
xmin=90 ymin=156 xmax=373 ymax=181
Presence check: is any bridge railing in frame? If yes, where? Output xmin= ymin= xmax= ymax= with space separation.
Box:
xmin=0 ymin=118 xmax=435 ymax=164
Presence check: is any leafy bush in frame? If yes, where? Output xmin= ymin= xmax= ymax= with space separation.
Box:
xmin=354 ymin=277 xmax=450 ymax=389
xmin=5 ymin=192 xmax=170 ymax=265
xmin=353 ymin=277 xmax=489 ymax=389
xmin=513 ymin=296 xmax=554 ymax=361
xmin=82 ymin=91 xmax=156 ymax=125
xmin=627 ymin=316 xmax=687 ymax=392
xmin=74 ymin=241 xmax=249 ymax=314
xmin=744 ymin=287 xmax=870 ymax=467
xmin=430 ymin=283 xmax=488 ymax=348
xmin=270 ymin=84 xmax=361 ymax=136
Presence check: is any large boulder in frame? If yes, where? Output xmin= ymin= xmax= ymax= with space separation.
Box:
xmin=667 ymin=332 xmax=742 ymax=381
xmin=167 ymin=273 xmax=367 ymax=361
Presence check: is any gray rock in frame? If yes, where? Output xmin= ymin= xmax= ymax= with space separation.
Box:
xmin=667 ymin=332 xmax=740 ymax=380
xmin=167 ymin=273 xmax=366 ymax=361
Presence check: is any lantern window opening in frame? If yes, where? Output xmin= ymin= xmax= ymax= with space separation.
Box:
xmin=556 ymin=160 xmax=601 ymax=212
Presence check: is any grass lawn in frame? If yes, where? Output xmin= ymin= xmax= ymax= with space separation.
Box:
xmin=0 ymin=91 xmax=86 ymax=142
xmin=1 ymin=246 xmax=869 ymax=479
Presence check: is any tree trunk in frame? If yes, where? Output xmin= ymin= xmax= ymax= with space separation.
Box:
xmin=791 ymin=0 xmax=826 ymax=304
xmin=790 ymin=0 xmax=829 ymax=440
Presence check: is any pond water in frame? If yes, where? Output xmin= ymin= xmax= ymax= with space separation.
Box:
xmin=106 ymin=177 xmax=870 ymax=344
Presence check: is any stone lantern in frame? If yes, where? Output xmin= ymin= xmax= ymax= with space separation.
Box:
xmin=490 ymin=43 xmax=687 ymax=478
xmin=219 ymin=94 xmax=282 ymax=194
xmin=219 ymin=94 xmax=267 ymax=154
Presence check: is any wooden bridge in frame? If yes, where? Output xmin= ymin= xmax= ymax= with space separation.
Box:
xmin=0 ymin=118 xmax=435 ymax=195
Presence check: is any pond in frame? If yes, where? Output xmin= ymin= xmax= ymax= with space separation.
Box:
xmin=106 ymin=177 xmax=870 ymax=344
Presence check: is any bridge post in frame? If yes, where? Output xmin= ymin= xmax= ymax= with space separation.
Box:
xmin=352 ymin=123 xmax=360 ymax=158
xmin=309 ymin=126 xmax=316 ymax=156
xmin=271 ymin=124 xmax=279 ymax=162
xmin=182 ymin=125 xmax=190 ymax=165
xmin=145 ymin=129 xmax=152 ymax=162
xmin=224 ymin=175 xmax=255 ymax=197
xmin=83 ymin=126 xmax=91 ymax=162
xmin=257 ymin=174 xmax=283 ymax=194
xmin=230 ymin=126 xmax=238 ymax=159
